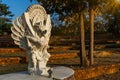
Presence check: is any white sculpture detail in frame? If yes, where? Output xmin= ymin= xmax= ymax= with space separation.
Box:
xmin=11 ymin=4 xmax=52 ymax=76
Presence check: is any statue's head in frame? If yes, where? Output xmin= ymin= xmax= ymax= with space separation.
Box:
xmin=33 ymin=18 xmax=47 ymax=37
xmin=25 ymin=4 xmax=48 ymax=37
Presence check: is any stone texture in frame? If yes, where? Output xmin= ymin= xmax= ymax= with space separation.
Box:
xmin=11 ymin=4 xmax=52 ymax=76
xmin=0 ymin=71 xmax=52 ymax=80
xmin=52 ymin=66 xmax=74 ymax=80
xmin=0 ymin=67 xmax=75 ymax=80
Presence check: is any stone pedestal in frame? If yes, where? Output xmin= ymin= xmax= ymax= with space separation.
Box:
xmin=52 ymin=66 xmax=75 ymax=80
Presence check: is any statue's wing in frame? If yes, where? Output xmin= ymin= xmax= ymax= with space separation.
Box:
xmin=11 ymin=15 xmax=28 ymax=49
xmin=11 ymin=4 xmax=52 ymax=50
xmin=11 ymin=12 xmax=37 ymax=49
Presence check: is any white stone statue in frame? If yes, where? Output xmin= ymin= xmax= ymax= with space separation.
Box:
xmin=11 ymin=4 xmax=52 ymax=76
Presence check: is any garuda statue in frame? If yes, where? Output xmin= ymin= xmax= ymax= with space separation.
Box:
xmin=11 ymin=4 xmax=52 ymax=76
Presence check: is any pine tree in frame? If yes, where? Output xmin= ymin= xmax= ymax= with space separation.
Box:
xmin=0 ymin=0 xmax=14 ymax=34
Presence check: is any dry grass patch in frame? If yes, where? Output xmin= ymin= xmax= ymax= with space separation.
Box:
xmin=94 ymin=51 xmax=112 ymax=58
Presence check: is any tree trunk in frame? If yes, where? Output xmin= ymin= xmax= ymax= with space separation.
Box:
xmin=89 ymin=8 xmax=94 ymax=65
xmin=79 ymin=13 xmax=88 ymax=66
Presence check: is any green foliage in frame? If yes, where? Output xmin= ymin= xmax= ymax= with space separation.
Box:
xmin=106 ymin=12 xmax=120 ymax=35
xmin=0 ymin=23 xmax=12 ymax=33
xmin=51 ymin=25 xmax=80 ymax=36
xmin=30 ymin=0 xmax=120 ymax=35
xmin=34 ymin=0 xmax=87 ymax=36
xmin=0 ymin=0 xmax=14 ymax=34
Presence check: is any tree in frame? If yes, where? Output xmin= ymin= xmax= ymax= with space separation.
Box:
xmin=0 ymin=0 xmax=14 ymax=34
xmin=79 ymin=12 xmax=89 ymax=66
xmin=106 ymin=0 xmax=120 ymax=35
xmin=30 ymin=0 xmax=114 ymax=66
xmin=87 ymin=0 xmax=108 ymax=65
xmin=87 ymin=0 xmax=120 ymax=65
xmin=30 ymin=0 xmax=89 ymax=66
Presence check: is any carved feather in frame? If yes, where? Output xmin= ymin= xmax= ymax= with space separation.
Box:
xmin=14 ymin=41 xmax=20 ymax=45
xmin=11 ymin=16 xmax=27 ymax=49
xmin=11 ymin=34 xmax=20 ymax=41
xmin=12 ymin=20 xmax=22 ymax=33
xmin=16 ymin=17 xmax=25 ymax=33
xmin=11 ymin=27 xmax=22 ymax=38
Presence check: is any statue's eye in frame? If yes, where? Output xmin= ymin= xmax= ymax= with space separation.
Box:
xmin=44 ymin=20 xmax=46 ymax=25
xmin=36 ymin=22 xmax=40 ymax=26
xmin=43 ymin=30 xmax=47 ymax=34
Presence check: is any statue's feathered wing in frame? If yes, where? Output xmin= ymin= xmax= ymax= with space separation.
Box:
xmin=11 ymin=15 xmax=28 ymax=49
xmin=11 ymin=5 xmax=52 ymax=50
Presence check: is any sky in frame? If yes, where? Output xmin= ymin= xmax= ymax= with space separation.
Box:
xmin=2 ymin=0 xmax=38 ymax=20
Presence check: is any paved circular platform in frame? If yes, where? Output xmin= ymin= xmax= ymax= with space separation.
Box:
xmin=0 ymin=66 xmax=74 ymax=80
xmin=0 ymin=71 xmax=52 ymax=80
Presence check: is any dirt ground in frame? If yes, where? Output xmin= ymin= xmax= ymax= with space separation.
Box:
xmin=49 ymin=50 xmax=120 ymax=79
xmin=49 ymin=50 xmax=120 ymax=65
xmin=92 ymin=50 xmax=120 ymax=79
xmin=91 ymin=72 xmax=120 ymax=80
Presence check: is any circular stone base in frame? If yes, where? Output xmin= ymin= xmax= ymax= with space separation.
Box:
xmin=0 ymin=66 xmax=74 ymax=80
xmin=52 ymin=66 xmax=74 ymax=80
xmin=0 ymin=71 xmax=52 ymax=80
